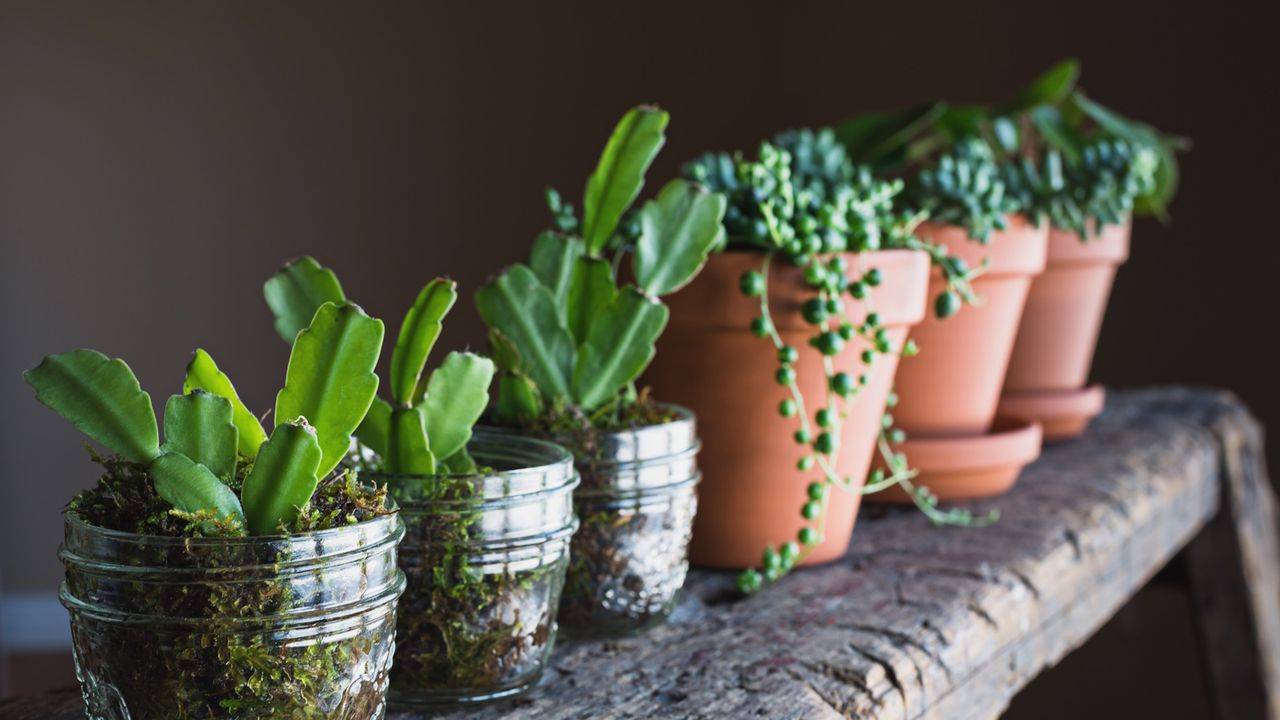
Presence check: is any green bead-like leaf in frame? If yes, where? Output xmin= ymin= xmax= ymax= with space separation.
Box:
xmin=494 ymin=372 xmax=543 ymax=426
xmin=184 ymin=349 xmax=267 ymax=458
xmin=420 ymin=351 xmax=495 ymax=461
xmin=263 ymin=256 xmax=347 ymax=343
xmin=150 ymin=452 xmax=245 ymax=526
xmin=390 ymin=279 xmax=457 ymax=406
xmin=475 ymin=264 xmax=575 ymax=403
xmin=356 ymin=396 xmax=391 ymax=458
xmin=997 ymin=58 xmax=1080 ymax=116
xmin=633 ymin=179 xmax=727 ymax=297
xmin=566 ymin=257 xmax=618 ymax=345
xmin=581 ymin=106 xmax=669 ymax=255
xmin=275 ymin=302 xmax=384 ymax=480
xmin=529 ymin=231 xmax=584 ymax=315
xmin=25 ymin=349 xmax=160 ymax=463
xmin=162 ymin=391 xmax=238 ymax=482
xmin=571 ymin=287 xmax=669 ymax=410
xmin=385 ymin=406 xmax=434 ymax=475
xmin=240 ymin=421 xmax=322 ymax=534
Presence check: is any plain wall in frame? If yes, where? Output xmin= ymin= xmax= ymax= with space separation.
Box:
xmin=1 ymin=1 xmax=1275 ymax=602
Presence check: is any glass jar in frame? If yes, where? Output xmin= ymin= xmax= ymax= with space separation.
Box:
xmin=550 ymin=405 xmax=701 ymax=636
xmin=59 ymin=510 xmax=406 ymax=720
xmin=370 ymin=433 xmax=578 ymax=709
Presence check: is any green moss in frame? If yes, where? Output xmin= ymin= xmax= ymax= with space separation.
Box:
xmin=64 ymin=451 xmax=398 ymax=719
xmin=387 ymin=472 xmax=567 ymax=703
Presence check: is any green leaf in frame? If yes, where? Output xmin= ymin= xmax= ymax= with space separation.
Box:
xmin=571 ymin=287 xmax=669 ymax=410
xmin=162 ymin=391 xmax=238 ymax=482
xmin=581 ymin=106 xmax=669 ymax=255
xmin=997 ymin=58 xmax=1079 ymax=115
xmin=488 ymin=328 xmax=523 ymax=373
xmin=184 ymin=349 xmax=267 ymax=458
xmin=935 ymin=104 xmax=990 ymax=140
xmin=389 ymin=279 xmax=457 ymax=406
xmin=275 ymin=302 xmax=384 ymax=480
xmin=420 ymin=351 xmax=495 ymax=461
xmin=494 ymin=372 xmax=543 ymax=426
xmin=25 ymin=349 xmax=160 ymax=463
xmin=633 ymin=179 xmax=727 ymax=297
xmin=439 ymin=447 xmax=477 ymax=475
xmin=566 ymin=257 xmax=618 ymax=345
xmin=385 ymin=406 xmax=434 ymax=475
xmin=835 ymin=102 xmax=946 ymax=169
xmin=475 ymin=264 xmax=575 ymax=402
xmin=150 ymin=452 xmax=245 ymax=525
xmin=1071 ymin=92 xmax=1187 ymax=215
xmin=356 ymin=396 xmax=391 ymax=457
xmin=529 ymin=232 xmax=585 ymax=315
xmin=263 ymin=256 xmax=347 ymax=343
xmin=240 ymin=421 xmax=322 ymax=534
xmin=1030 ymin=106 xmax=1082 ymax=162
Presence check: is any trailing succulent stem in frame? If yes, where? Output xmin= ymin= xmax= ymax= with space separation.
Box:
xmin=26 ymin=299 xmax=385 ymax=536
xmin=264 ymin=257 xmax=495 ymax=477
xmin=477 ymin=105 xmax=726 ymax=427
xmin=685 ymin=129 xmax=996 ymax=594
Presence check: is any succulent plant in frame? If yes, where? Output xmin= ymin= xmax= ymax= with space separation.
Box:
xmin=264 ymin=256 xmax=494 ymax=475
xmin=25 ymin=300 xmax=384 ymax=536
xmin=685 ymin=129 xmax=994 ymax=593
xmin=476 ymin=105 xmax=726 ymax=428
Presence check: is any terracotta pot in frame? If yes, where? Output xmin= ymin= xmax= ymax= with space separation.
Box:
xmin=891 ymin=215 xmax=1049 ymax=437
xmin=1003 ymin=221 xmax=1129 ymax=392
xmin=643 ymin=248 xmax=930 ymax=568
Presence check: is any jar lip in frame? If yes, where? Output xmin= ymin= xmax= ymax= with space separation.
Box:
xmin=63 ymin=499 xmax=401 ymax=546
xmin=481 ymin=402 xmax=699 ymax=462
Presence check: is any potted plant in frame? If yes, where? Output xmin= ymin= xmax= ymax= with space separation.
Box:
xmin=994 ymin=60 xmax=1188 ymax=438
xmin=27 ymin=301 xmax=405 ymax=719
xmin=833 ymin=105 xmax=1051 ymax=502
xmin=263 ymin=258 xmax=578 ymax=707
xmin=474 ymin=105 xmax=724 ymax=635
xmin=649 ymin=127 xmax=991 ymax=594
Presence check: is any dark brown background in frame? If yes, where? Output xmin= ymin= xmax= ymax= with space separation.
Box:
xmin=0 ymin=0 xmax=1273 ymax=714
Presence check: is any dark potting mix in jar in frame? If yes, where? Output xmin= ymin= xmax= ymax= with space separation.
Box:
xmin=363 ymin=434 xmax=578 ymax=708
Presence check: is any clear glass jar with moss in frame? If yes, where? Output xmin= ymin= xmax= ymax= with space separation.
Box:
xmin=366 ymin=433 xmax=578 ymax=709
xmin=538 ymin=405 xmax=700 ymax=636
xmin=60 ymin=501 xmax=406 ymax=720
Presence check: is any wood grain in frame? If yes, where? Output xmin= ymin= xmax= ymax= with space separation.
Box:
xmin=3 ymin=388 xmax=1274 ymax=720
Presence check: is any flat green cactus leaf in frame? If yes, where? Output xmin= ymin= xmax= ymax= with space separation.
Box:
xmin=275 ymin=302 xmax=384 ymax=480
xmin=385 ymin=405 xmax=434 ymax=475
xmin=263 ymin=256 xmax=347 ymax=343
xmin=389 ymin=279 xmax=457 ymax=406
xmin=356 ymin=396 xmax=391 ymax=458
xmin=420 ymin=351 xmax=495 ymax=462
xmin=150 ymin=451 xmax=245 ymax=526
xmin=633 ymin=179 xmax=727 ymax=297
xmin=566 ymin=256 xmax=618 ymax=345
xmin=162 ymin=391 xmax=238 ymax=482
xmin=571 ymin=286 xmax=669 ymax=410
xmin=25 ymin=349 xmax=160 ymax=463
xmin=240 ymin=421 xmax=322 ymax=534
xmin=475 ymin=264 xmax=575 ymax=403
xmin=581 ymin=106 xmax=669 ymax=255
xmin=184 ymin=349 xmax=267 ymax=458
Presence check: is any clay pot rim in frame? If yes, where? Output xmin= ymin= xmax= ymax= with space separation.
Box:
xmin=999 ymin=385 xmax=1106 ymax=422
xmin=1045 ymin=221 xmax=1131 ymax=266
xmin=896 ymin=419 xmax=1043 ymax=472
xmin=916 ymin=214 xmax=1049 ymax=278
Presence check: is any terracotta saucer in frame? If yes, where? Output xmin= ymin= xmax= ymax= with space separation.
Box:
xmin=868 ymin=418 xmax=1043 ymax=504
xmin=997 ymin=384 xmax=1105 ymax=442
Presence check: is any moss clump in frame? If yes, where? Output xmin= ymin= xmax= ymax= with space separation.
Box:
xmin=64 ymin=452 xmax=399 ymax=720
xmin=387 ymin=472 xmax=568 ymax=705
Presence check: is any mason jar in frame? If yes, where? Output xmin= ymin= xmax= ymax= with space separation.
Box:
xmin=59 ymin=509 xmax=406 ymax=720
xmin=369 ymin=433 xmax=578 ymax=709
xmin=546 ymin=405 xmax=701 ymax=636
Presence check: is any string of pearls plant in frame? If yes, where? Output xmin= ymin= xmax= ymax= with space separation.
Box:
xmin=685 ymin=129 xmax=996 ymax=593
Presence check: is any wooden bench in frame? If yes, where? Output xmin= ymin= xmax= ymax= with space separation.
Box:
xmin=4 ymin=388 xmax=1277 ymax=719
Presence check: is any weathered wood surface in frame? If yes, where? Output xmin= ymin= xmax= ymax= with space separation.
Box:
xmin=4 ymin=388 xmax=1275 ymax=720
